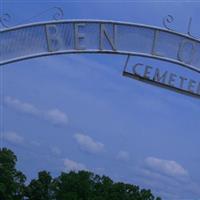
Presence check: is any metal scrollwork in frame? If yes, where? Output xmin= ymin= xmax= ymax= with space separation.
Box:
xmin=52 ymin=7 xmax=64 ymax=20
xmin=0 ymin=13 xmax=12 ymax=28
xmin=187 ymin=17 xmax=199 ymax=39
xmin=0 ymin=7 xmax=64 ymax=29
xmin=163 ymin=14 xmax=174 ymax=31
xmin=19 ymin=7 xmax=64 ymax=24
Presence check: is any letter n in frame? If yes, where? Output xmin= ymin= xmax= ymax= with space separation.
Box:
xmin=100 ymin=24 xmax=116 ymax=51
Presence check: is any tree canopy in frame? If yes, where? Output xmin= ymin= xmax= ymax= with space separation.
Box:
xmin=0 ymin=148 xmax=26 ymax=200
xmin=0 ymin=148 xmax=162 ymax=200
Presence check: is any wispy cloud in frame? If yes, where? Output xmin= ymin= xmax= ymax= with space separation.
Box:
xmin=116 ymin=150 xmax=130 ymax=161
xmin=64 ymin=158 xmax=87 ymax=171
xmin=145 ymin=157 xmax=188 ymax=178
xmin=2 ymin=131 xmax=24 ymax=145
xmin=5 ymin=96 xmax=68 ymax=126
xmin=51 ymin=146 xmax=62 ymax=156
xmin=134 ymin=156 xmax=200 ymax=199
xmin=5 ymin=96 xmax=39 ymax=115
xmin=74 ymin=133 xmax=104 ymax=154
xmin=44 ymin=109 xmax=68 ymax=126
xmin=30 ymin=140 xmax=41 ymax=147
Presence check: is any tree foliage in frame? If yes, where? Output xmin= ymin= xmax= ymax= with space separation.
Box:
xmin=0 ymin=148 xmax=26 ymax=200
xmin=25 ymin=171 xmax=55 ymax=200
xmin=0 ymin=148 xmax=162 ymax=200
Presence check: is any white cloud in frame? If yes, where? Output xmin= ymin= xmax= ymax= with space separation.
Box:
xmin=45 ymin=109 xmax=68 ymax=125
xmin=51 ymin=146 xmax=61 ymax=156
xmin=3 ymin=132 xmax=24 ymax=144
xmin=31 ymin=141 xmax=41 ymax=146
xmin=74 ymin=133 xmax=104 ymax=154
xmin=5 ymin=96 xmax=40 ymax=115
xmin=95 ymin=167 xmax=105 ymax=174
xmin=5 ymin=96 xmax=68 ymax=126
xmin=135 ymin=157 xmax=200 ymax=200
xmin=145 ymin=157 xmax=188 ymax=178
xmin=64 ymin=158 xmax=87 ymax=171
xmin=116 ymin=150 xmax=130 ymax=161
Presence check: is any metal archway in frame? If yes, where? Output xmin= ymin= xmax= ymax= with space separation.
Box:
xmin=1 ymin=19 xmax=200 ymax=99
xmin=1 ymin=19 xmax=200 ymax=74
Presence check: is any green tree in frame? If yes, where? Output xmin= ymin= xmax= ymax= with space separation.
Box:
xmin=25 ymin=171 xmax=55 ymax=200
xmin=54 ymin=171 xmax=162 ymax=200
xmin=0 ymin=148 xmax=26 ymax=200
xmin=54 ymin=171 xmax=94 ymax=200
xmin=0 ymin=148 xmax=162 ymax=200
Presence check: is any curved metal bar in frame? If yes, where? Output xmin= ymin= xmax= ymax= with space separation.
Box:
xmin=1 ymin=19 xmax=200 ymax=74
xmin=1 ymin=50 xmax=200 ymax=74
xmin=1 ymin=19 xmax=200 ymax=43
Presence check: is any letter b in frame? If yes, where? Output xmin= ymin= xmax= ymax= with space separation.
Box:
xmin=45 ymin=24 xmax=62 ymax=52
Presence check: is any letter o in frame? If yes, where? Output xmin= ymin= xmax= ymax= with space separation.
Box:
xmin=177 ymin=39 xmax=196 ymax=64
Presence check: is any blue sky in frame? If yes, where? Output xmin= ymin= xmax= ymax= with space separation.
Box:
xmin=1 ymin=1 xmax=200 ymax=199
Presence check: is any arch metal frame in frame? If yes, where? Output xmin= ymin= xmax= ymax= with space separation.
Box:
xmin=1 ymin=19 xmax=200 ymax=75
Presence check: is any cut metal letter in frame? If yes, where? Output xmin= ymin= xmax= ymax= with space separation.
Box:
xmin=45 ymin=24 xmax=62 ymax=52
xmin=100 ymin=24 xmax=116 ymax=51
xmin=151 ymin=30 xmax=164 ymax=57
xmin=132 ymin=63 xmax=143 ymax=76
xmin=153 ymin=68 xmax=168 ymax=84
xmin=74 ymin=23 xmax=86 ymax=50
xmin=177 ymin=39 xmax=196 ymax=64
